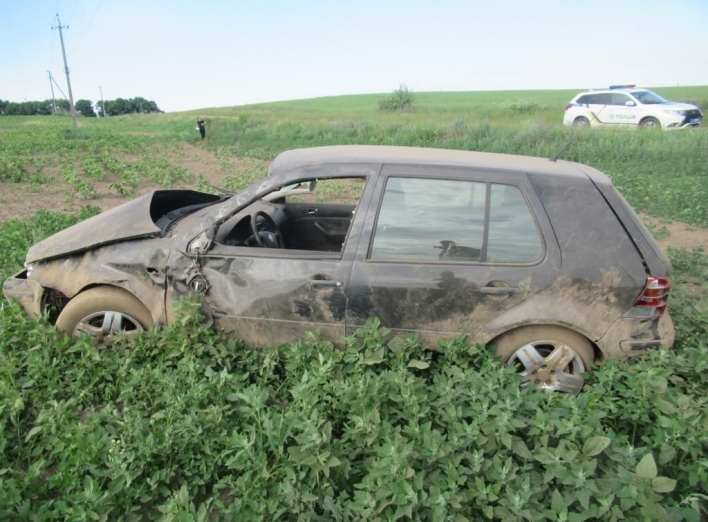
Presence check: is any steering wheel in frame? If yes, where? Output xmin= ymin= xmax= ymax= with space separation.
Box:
xmin=250 ymin=210 xmax=284 ymax=248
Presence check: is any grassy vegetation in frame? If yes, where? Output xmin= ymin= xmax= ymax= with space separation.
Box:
xmin=231 ymin=86 xmax=708 ymax=118
xmin=1 ymin=87 xmax=708 ymax=519
xmin=0 ymin=208 xmax=707 ymax=519
xmin=2 ymin=85 xmax=706 ymax=224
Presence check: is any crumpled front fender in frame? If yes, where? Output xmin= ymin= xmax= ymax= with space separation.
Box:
xmin=3 ymin=270 xmax=45 ymax=318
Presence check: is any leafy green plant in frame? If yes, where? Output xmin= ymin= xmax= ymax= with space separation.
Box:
xmin=0 ymin=303 xmax=704 ymax=520
xmin=0 ymin=206 xmax=100 ymax=280
xmin=0 ymin=151 xmax=25 ymax=182
xmin=134 ymin=156 xmax=191 ymax=187
xmin=81 ymin=155 xmax=106 ymax=181
xmin=61 ymin=165 xmax=95 ymax=199
xmin=107 ymin=181 xmax=137 ymax=197
xmin=378 ymin=84 xmax=415 ymax=112
xmin=100 ymin=150 xmax=127 ymax=175
xmin=193 ymin=174 xmax=219 ymax=195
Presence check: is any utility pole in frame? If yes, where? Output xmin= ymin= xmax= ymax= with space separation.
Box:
xmin=99 ymin=86 xmax=108 ymax=117
xmin=52 ymin=14 xmax=77 ymax=129
xmin=47 ymin=71 xmax=58 ymax=114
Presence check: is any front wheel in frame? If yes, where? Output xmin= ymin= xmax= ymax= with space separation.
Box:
xmin=640 ymin=117 xmax=661 ymax=129
xmin=56 ymin=287 xmax=154 ymax=341
xmin=492 ymin=325 xmax=594 ymax=394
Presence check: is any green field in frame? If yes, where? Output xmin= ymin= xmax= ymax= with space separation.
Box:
xmin=1 ymin=87 xmax=708 ymax=520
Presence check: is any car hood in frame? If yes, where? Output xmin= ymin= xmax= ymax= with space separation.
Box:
xmin=27 ymin=192 xmax=161 ymax=263
xmin=656 ymin=102 xmax=700 ymax=111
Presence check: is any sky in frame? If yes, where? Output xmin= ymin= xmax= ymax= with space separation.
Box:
xmin=1 ymin=0 xmax=707 ymax=113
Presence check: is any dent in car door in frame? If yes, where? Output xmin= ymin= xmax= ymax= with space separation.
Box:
xmin=168 ymin=169 xmax=376 ymax=348
xmin=345 ymin=165 xmax=560 ymax=345
xmin=198 ymin=250 xmax=353 ymax=346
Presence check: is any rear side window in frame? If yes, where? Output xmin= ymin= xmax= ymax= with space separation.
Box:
xmin=487 ymin=184 xmax=544 ymax=263
xmin=588 ymin=93 xmax=611 ymax=105
xmin=370 ymin=177 xmax=543 ymax=264
xmin=576 ymin=94 xmax=592 ymax=104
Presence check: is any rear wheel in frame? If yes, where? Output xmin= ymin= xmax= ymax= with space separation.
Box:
xmin=640 ymin=117 xmax=661 ymax=129
xmin=56 ymin=287 xmax=154 ymax=342
xmin=492 ymin=325 xmax=594 ymax=394
xmin=573 ymin=116 xmax=590 ymax=127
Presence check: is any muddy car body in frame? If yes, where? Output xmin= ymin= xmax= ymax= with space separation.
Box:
xmin=4 ymin=145 xmax=675 ymax=393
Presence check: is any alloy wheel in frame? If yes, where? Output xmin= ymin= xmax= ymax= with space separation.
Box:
xmin=506 ymin=340 xmax=586 ymax=394
xmin=72 ymin=310 xmax=144 ymax=340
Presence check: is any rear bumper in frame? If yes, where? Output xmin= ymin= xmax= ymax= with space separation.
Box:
xmin=596 ymin=312 xmax=675 ymax=360
xmin=2 ymin=270 xmax=45 ymax=318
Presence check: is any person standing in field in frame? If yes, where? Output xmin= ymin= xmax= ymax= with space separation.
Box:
xmin=197 ymin=117 xmax=206 ymax=140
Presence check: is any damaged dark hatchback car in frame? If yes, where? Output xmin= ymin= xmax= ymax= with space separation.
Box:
xmin=4 ymin=145 xmax=674 ymax=393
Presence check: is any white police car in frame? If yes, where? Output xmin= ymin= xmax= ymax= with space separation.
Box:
xmin=563 ymin=86 xmax=702 ymax=130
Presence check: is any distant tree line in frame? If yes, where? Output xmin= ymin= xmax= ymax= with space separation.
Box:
xmin=0 ymin=97 xmax=162 ymax=117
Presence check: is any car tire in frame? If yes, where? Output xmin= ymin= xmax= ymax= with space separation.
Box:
xmin=573 ymin=116 xmax=590 ymax=127
xmin=640 ymin=117 xmax=661 ymax=129
xmin=56 ymin=286 xmax=154 ymax=341
xmin=492 ymin=325 xmax=594 ymax=394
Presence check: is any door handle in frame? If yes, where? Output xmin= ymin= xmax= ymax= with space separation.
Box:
xmin=313 ymin=222 xmax=331 ymax=236
xmin=303 ymin=208 xmax=318 ymax=215
xmin=480 ymin=286 xmax=520 ymax=295
xmin=308 ymin=278 xmax=343 ymax=288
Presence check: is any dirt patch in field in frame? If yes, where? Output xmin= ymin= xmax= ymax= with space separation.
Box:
xmin=0 ymin=143 xmax=268 ymax=223
xmin=641 ymin=215 xmax=708 ymax=252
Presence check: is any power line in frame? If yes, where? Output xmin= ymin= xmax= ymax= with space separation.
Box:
xmin=48 ymin=16 xmax=56 ymax=67
xmin=72 ymin=0 xmax=107 ymax=51
xmin=67 ymin=0 xmax=82 ymax=24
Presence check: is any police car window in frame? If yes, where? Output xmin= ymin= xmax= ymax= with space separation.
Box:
xmin=590 ymin=93 xmax=611 ymax=105
xmin=576 ymin=95 xmax=591 ymax=104
xmin=487 ymin=184 xmax=543 ymax=264
xmin=632 ymin=90 xmax=667 ymax=105
xmin=370 ymin=177 xmax=485 ymax=262
xmin=611 ymin=93 xmax=631 ymax=106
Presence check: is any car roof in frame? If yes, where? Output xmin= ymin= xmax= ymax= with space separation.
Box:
xmin=576 ymin=88 xmax=648 ymax=95
xmin=270 ymin=145 xmax=599 ymax=181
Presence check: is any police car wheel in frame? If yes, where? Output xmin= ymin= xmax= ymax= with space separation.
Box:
xmin=640 ymin=117 xmax=661 ymax=129
xmin=573 ymin=117 xmax=590 ymax=127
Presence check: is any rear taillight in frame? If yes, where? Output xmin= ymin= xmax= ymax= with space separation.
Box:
xmin=565 ymin=104 xmax=573 ymax=111
xmin=623 ymin=277 xmax=670 ymax=318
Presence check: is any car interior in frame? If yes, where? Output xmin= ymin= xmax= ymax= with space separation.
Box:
xmin=214 ymin=177 xmax=365 ymax=254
